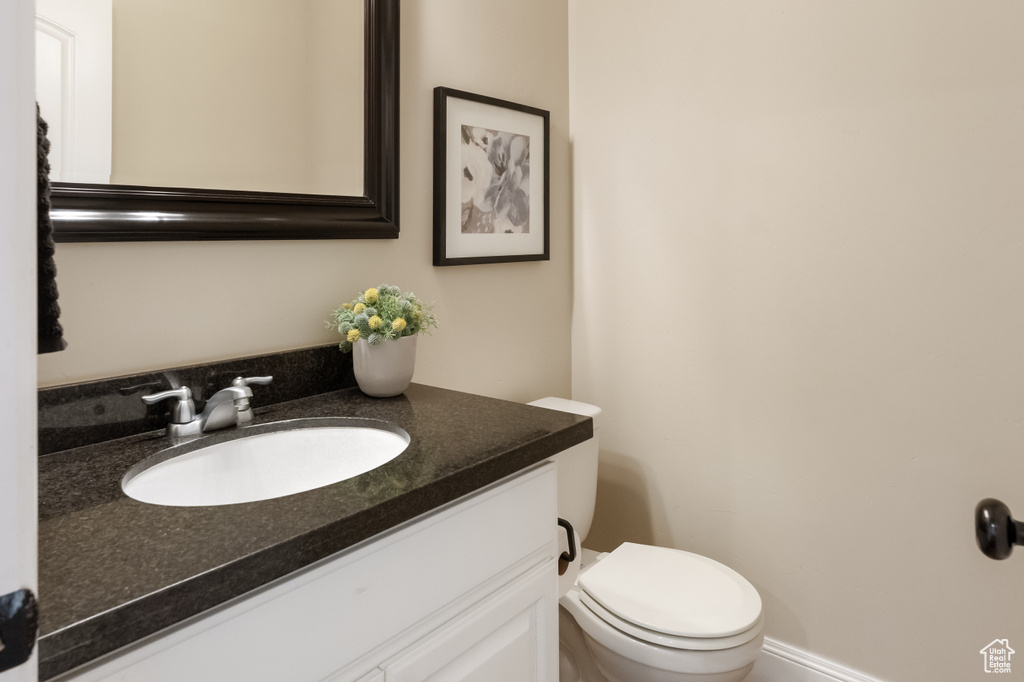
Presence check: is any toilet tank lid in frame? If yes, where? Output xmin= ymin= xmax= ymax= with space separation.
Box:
xmin=527 ymin=397 xmax=602 ymax=425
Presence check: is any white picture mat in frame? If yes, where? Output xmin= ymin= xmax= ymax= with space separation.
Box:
xmin=445 ymin=97 xmax=546 ymax=260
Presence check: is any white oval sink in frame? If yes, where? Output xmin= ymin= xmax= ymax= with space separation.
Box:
xmin=123 ymin=419 xmax=410 ymax=507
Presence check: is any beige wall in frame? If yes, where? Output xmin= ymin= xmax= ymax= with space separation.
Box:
xmin=111 ymin=0 xmax=363 ymax=195
xmin=307 ymin=0 xmax=364 ymax=196
xmin=39 ymin=0 xmax=572 ymax=406
xmin=571 ymin=1 xmax=1024 ymax=680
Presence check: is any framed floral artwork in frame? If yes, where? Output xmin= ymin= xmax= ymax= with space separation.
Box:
xmin=433 ymin=87 xmax=550 ymax=266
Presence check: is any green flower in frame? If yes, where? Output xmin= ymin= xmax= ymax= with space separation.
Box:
xmin=327 ymin=284 xmax=438 ymax=353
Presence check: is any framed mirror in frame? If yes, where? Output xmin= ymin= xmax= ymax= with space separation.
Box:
xmin=49 ymin=0 xmax=398 ymax=242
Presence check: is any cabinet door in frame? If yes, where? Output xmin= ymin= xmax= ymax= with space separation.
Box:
xmin=351 ymin=672 xmax=384 ymax=682
xmin=381 ymin=561 xmax=557 ymax=682
xmin=322 ymin=667 xmax=384 ymax=682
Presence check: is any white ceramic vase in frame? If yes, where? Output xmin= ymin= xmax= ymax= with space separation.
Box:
xmin=352 ymin=335 xmax=417 ymax=398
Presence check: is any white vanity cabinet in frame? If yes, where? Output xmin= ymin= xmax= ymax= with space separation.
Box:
xmin=56 ymin=463 xmax=558 ymax=682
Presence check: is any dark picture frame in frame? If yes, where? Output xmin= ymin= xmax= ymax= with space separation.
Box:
xmin=51 ymin=0 xmax=399 ymax=242
xmin=433 ymin=87 xmax=549 ymax=266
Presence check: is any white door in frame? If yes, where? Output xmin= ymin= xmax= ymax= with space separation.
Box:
xmin=0 ymin=0 xmax=40 ymax=680
xmin=34 ymin=0 xmax=112 ymax=184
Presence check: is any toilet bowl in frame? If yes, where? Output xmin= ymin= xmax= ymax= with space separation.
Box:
xmin=560 ymin=543 xmax=763 ymax=682
xmin=528 ymin=398 xmax=763 ymax=682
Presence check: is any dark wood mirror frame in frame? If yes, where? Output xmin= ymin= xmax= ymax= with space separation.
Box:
xmin=51 ymin=0 xmax=398 ymax=242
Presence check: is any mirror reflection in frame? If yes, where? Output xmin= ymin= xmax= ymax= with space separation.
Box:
xmin=35 ymin=0 xmax=364 ymax=196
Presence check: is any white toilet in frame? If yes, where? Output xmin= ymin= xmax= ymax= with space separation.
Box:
xmin=529 ymin=398 xmax=764 ymax=682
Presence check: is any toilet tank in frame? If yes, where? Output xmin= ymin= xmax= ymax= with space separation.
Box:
xmin=527 ymin=397 xmax=601 ymax=544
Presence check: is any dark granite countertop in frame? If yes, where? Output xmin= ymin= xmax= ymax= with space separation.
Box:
xmin=38 ymin=383 xmax=592 ymax=680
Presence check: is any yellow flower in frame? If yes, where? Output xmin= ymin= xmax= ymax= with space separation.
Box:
xmin=364 ymin=288 xmax=379 ymax=305
xmin=342 ymin=303 xmax=353 ymax=310
xmin=368 ymin=315 xmax=383 ymax=330
xmin=392 ymin=318 xmax=407 ymax=332
xmin=347 ymin=329 xmax=360 ymax=343
xmin=353 ymin=302 xmax=366 ymax=314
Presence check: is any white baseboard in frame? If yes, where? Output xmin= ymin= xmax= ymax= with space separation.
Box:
xmin=745 ymin=637 xmax=886 ymax=682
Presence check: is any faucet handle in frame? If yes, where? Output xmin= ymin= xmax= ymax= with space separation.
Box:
xmin=141 ymin=387 xmax=197 ymax=425
xmin=232 ymin=376 xmax=273 ymax=388
xmin=229 ymin=377 xmax=272 ymax=425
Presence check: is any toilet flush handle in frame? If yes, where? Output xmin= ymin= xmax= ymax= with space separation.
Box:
xmin=976 ymin=498 xmax=1024 ymax=560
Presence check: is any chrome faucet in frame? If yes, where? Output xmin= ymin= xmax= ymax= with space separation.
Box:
xmin=142 ymin=376 xmax=273 ymax=438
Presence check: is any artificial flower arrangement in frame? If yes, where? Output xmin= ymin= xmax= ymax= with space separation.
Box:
xmin=328 ymin=284 xmax=437 ymax=352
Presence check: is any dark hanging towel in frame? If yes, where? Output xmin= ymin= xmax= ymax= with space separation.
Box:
xmin=37 ymin=104 xmax=66 ymax=354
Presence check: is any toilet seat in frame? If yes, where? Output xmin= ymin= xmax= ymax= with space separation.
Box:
xmin=561 ymin=589 xmax=764 ymax=677
xmin=576 ymin=543 xmax=763 ymax=650
xmin=579 ymin=592 xmax=764 ymax=651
